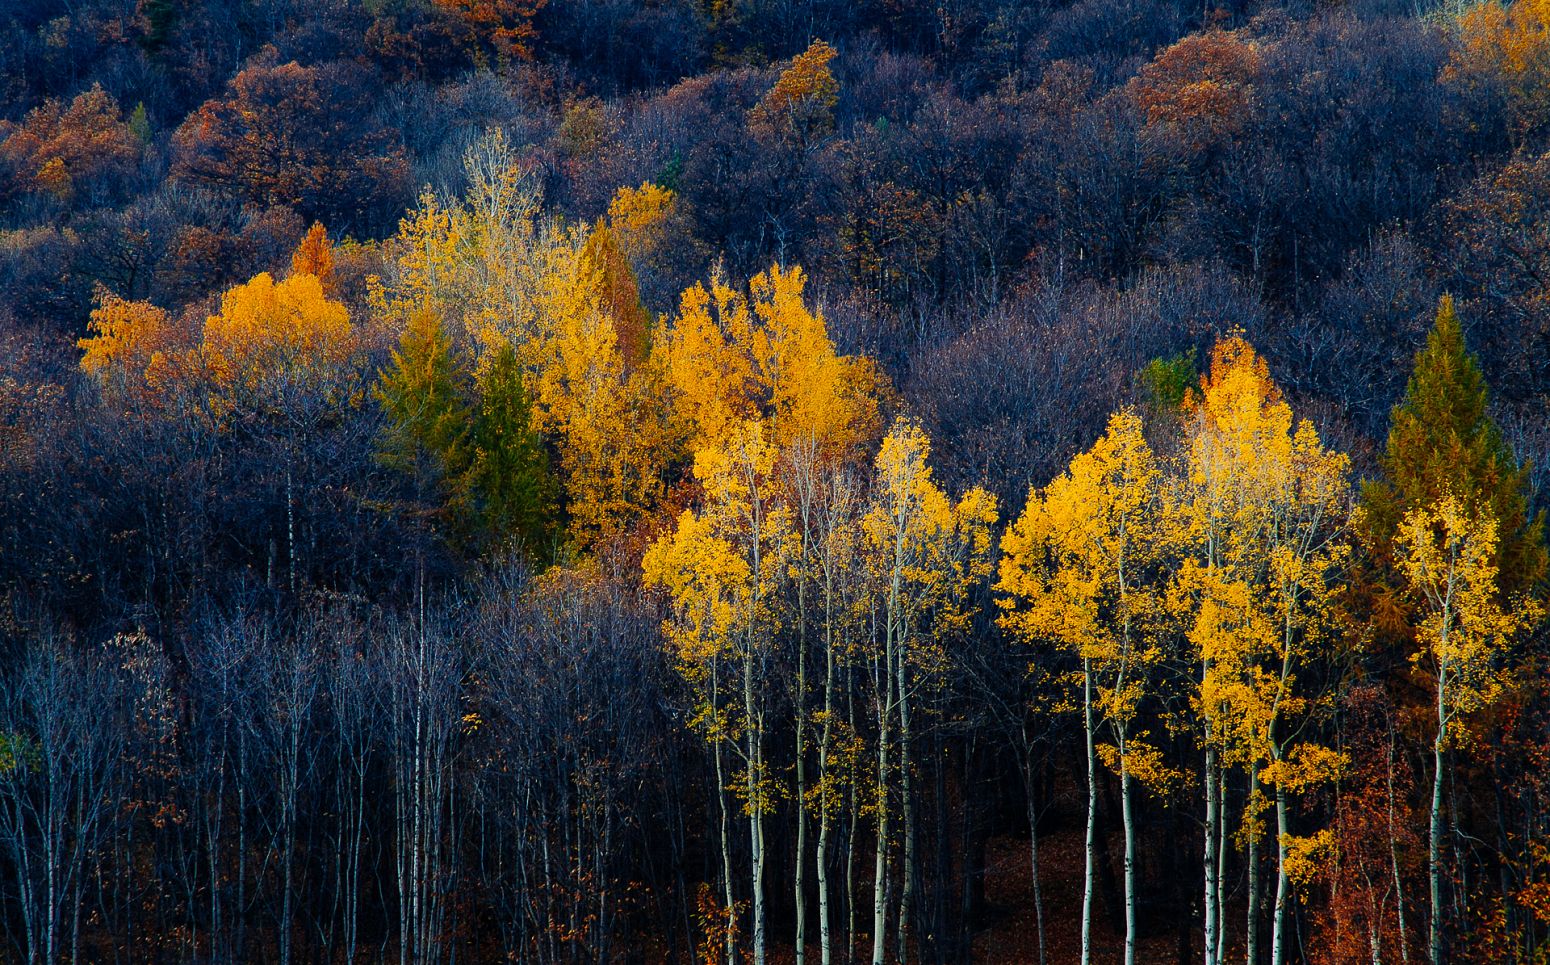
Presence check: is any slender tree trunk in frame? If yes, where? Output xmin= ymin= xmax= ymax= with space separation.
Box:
xmin=1389 ymin=734 xmax=1410 ymax=965
xmin=872 ymin=629 xmax=894 ymax=965
xmin=896 ymin=643 xmax=915 ymax=965
xmin=286 ymin=467 xmax=297 ymax=596
xmin=713 ymin=663 xmax=736 ymax=965
xmin=1248 ymin=767 xmax=1261 ymax=965
xmin=1429 ymin=663 xmax=1447 ymax=965
xmin=746 ymin=647 xmax=767 ymax=965
xmin=1272 ymin=781 xmax=1290 ymax=965
xmin=1022 ymin=739 xmax=1048 ymax=965
xmin=848 ymin=663 xmax=860 ymax=965
xmin=818 ymin=578 xmax=838 ymax=965
xmin=1204 ymin=741 xmax=1220 ymax=965
xmin=1082 ymin=661 xmax=1097 ymax=965
xmin=1121 ymin=740 xmax=1136 ymax=965
xmin=797 ymin=634 xmax=809 ymax=965
xmin=1216 ymin=768 xmax=1228 ymax=965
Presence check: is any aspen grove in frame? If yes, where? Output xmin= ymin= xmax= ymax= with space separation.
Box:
xmin=3 ymin=6 xmax=1550 ymax=964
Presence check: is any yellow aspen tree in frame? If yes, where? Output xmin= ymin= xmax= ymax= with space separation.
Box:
xmin=525 ymin=231 xmax=672 ymax=546
xmin=367 ymin=189 xmax=463 ymax=338
xmin=659 ymin=264 xmax=881 ymax=457
xmin=1392 ymin=496 xmax=1540 ymax=965
xmin=201 ymin=271 xmax=356 ymax=417
xmin=645 ymin=420 xmax=796 ymax=965
xmin=580 ymin=220 xmax=652 ymax=368
xmin=1174 ymin=336 xmax=1353 ymax=965
xmin=782 ymin=434 xmax=878 ymax=965
xmin=78 ymin=291 xmax=180 ymax=406
xmin=860 ymin=417 xmax=995 ymax=965
xmin=749 ymin=40 xmax=841 ymax=150
xmin=998 ymin=408 xmax=1172 ymax=965
xmin=607 ymin=181 xmax=676 ymax=241
xmin=749 ymin=266 xmax=881 ymax=454
xmin=795 ymin=451 xmax=865 ymax=965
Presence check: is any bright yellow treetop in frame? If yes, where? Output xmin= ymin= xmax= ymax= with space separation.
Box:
xmin=661 ymin=264 xmax=881 ymax=458
xmin=78 ymin=291 xmax=180 ymax=404
xmin=1176 ymin=335 xmax=1352 ymax=796
xmin=201 ymin=271 xmax=356 ymax=408
xmin=1395 ymin=495 xmax=1540 ymax=745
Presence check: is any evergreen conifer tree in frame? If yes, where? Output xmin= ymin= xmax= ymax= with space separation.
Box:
xmin=471 ymin=342 xmax=556 ymax=555
xmin=1361 ymin=294 xmax=1546 ymax=602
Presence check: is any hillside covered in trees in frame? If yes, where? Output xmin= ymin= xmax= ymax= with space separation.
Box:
xmin=3 ymin=0 xmax=1550 ymax=962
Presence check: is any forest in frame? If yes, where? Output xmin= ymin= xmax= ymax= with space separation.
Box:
xmin=1 ymin=0 xmax=1550 ymax=962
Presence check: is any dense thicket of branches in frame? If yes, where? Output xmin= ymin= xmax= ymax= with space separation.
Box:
xmin=3 ymin=0 xmax=1550 ymax=962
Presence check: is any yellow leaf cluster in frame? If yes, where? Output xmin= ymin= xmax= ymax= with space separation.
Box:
xmin=524 ymin=233 xmax=671 ymax=544
xmin=201 ymin=271 xmax=356 ymax=409
xmin=866 ymin=417 xmax=998 ymax=655
xmin=1446 ymin=0 xmax=1550 ymax=134
xmin=607 ymin=181 xmax=676 ymax=250
xmin=661 ymin=264 xmax=881 ymax=457
xmin=1281 ymin=828 xmax=1337 ymax=890
xmin=78 ymin=291 xmax=179 ymax=404
xmin=1395 ymin=494 xmax=1541 ymax=745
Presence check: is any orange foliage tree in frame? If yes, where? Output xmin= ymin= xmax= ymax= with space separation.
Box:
xmin=433 ymin=0 xmax=547 ymax=63
xmin=290 ymin=222 xmax=337 ymax=295
xmin=0 ymin=84 xmax=140 ymax=202
xmin=749 ymin=40 xmax=841 ymax=149
xmin=77 ymin=291 xmax=181 ymax=405
xmin=172 ymin=53 xmax=409 ymax=231
xmin=1128 ymin=30 xmax=1262 ymax=151
xmin=1445 ymin=0 xmax=1550 ymax=139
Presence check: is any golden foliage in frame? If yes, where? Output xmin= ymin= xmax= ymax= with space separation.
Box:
xmin=202 ymin=271 xmax=356 ymax=409
xmin=78 ymin=291 xmax=179 ymax=403
xmin=1394 ymin=495 xmax=1540 ymax=745
xmin=660 ymin=264 xmax=882 ymax=457
xmin=1176 ymin=335 xmax=1352 ymax=810
xmin=1282 ymin=829 xmax=1337 ymax=890
xmin=526 ymin=235 xmax=672 ymax=545
xmin=1000 ymin=409 xmax=1174 ymax=789
xmin=750 ymin=39 xmax=841 ymax=146
xmin=865 ymin=417 xmax=998 ymax=655
xmin=370 ymin=131 xmax=673 ymax=547
xmin=644 ymin=421 xmax=796 ymax=814
xmin=607 ymin=181 xmax=676 ymax=242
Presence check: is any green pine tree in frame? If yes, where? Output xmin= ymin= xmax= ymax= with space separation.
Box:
xmin=470 ymin=342 xmax=556 ymax=557
xmin=375 ymin=308 xmax=475 ymax=526
xmin=1360 ymin=294 xmax=1547 ymax=604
